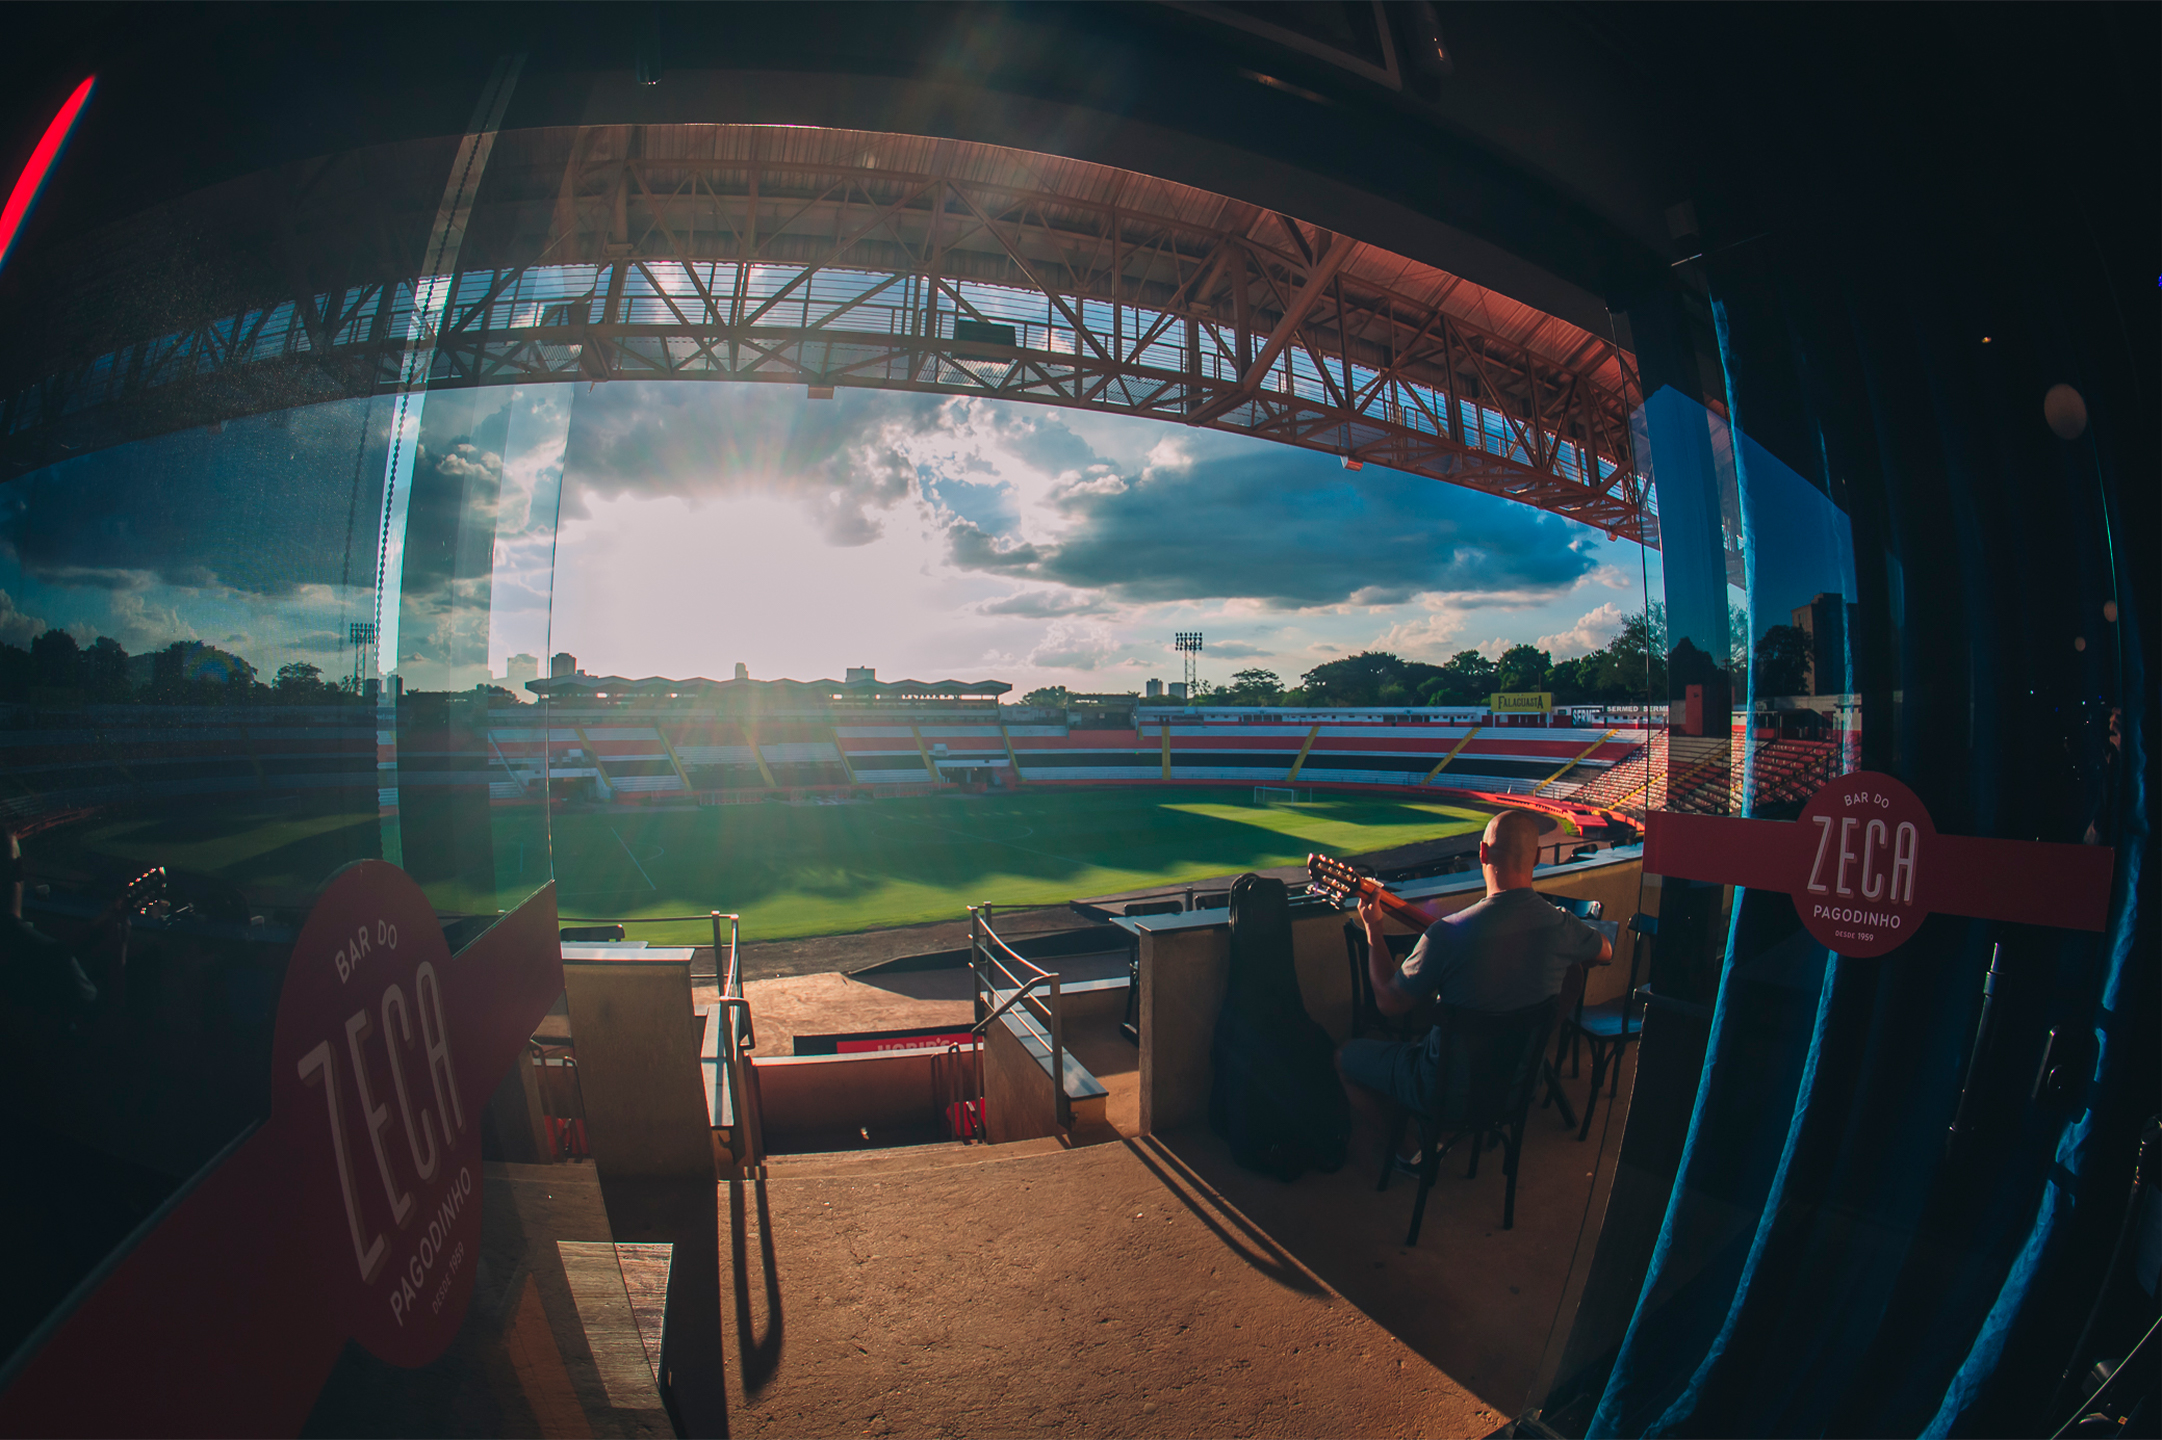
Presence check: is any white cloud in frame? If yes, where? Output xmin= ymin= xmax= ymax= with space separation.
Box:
xmin=972 ymin=589 xmax=1114 ymax=619
xmin=1369 ymin=607 xmax=1472 ymax=661
xmin=0 ymin=589 xmax=44 ymax=646
xmin=1026 ymin=620 xmax=1125 ymax=672
xmin=1536 ymin=602 xmax=1628 ymax=658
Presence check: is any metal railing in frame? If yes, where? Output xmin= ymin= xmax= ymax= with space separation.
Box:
xmin=969 ymin=903 xmax=1069 ymax=1130
xmin=707 ymin=909 xmax=763 ymax=1173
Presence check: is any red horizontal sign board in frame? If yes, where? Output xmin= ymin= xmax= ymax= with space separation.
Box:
xmin=836 ymin=1031 xmax=979 ymax=1055
xmin=1644 ymin=771 xmax=2115 ymax=955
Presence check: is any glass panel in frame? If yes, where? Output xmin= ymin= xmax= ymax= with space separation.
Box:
xmin=0 ymin=378 xmax=567 ymax=1362
xmin=1732 ymin=412 xmax=1860 ymax=813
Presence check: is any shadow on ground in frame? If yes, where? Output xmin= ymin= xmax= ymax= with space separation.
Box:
xmin=1150 ymin=1045 xmax=1636 ymax=1413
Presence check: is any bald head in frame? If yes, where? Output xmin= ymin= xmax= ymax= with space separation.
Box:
xmin=1479 ymin=809 xmax=1542 ymax=887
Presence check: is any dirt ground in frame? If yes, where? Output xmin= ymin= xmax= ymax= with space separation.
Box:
xmin=723 ymin=1139 xmax=1504 ymax=1439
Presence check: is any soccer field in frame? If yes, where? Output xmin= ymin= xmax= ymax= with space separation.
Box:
xmin=514 ymin=787 xmax=1491 ymax=943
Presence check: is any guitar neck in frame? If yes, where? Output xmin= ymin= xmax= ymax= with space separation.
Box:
xmin=1356 ymin=878 xmax=1437 ymax=930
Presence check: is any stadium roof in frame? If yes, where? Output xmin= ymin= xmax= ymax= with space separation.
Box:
xmin=1 ymin=123 xmax=1655 ymax=544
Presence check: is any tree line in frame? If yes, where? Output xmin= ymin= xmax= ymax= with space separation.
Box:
xmin=0 ymin=631 xmax=366 ymax=707
xmin=1025 ymin=607 xmax=1676 ymax=709
xmin=1020 ymin=604 xmax=1829 ymax=711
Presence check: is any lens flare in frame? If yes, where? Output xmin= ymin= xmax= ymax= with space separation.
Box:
xmin=0 ymin=75 xmax=96 ymax=272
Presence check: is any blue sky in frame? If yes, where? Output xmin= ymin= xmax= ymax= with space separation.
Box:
xmin=0 ymin=383 xmax=1659 ymax=695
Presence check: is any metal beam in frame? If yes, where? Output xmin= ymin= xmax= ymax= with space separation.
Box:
xmin=0 ymin=131 xmax=1654 ymax=544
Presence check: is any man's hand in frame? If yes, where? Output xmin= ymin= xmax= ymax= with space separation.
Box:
xmin=1362 ymin=894 xmax=1417 ymax=1018
xmin=1357 ymin=889 xmax=1388 ymax=940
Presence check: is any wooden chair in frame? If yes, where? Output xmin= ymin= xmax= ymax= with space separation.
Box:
xmin=1376 ymin=996 xmax=1561 ymax=1244
xmin=1539 ymin=899 xmax=1608 ymax=1089
xmin=1557 ymin=913 xmax=1654 ymax=1140
xmin=1539 ymin=962 xmax=1588 ymax=1132
xmin=1340 ymin=922 xmax=1429 ymax=1042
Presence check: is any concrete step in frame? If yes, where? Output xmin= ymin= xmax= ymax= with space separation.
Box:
xmin=761 ymin=1133 xmax=1072 ymax=1180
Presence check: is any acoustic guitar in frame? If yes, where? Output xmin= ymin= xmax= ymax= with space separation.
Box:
xmin=1306 ymin=853 xmax=1438 ymax=931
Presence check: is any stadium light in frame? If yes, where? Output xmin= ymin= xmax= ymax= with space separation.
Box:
xmin=1174 ymin=632 xmax=1202 ymax=699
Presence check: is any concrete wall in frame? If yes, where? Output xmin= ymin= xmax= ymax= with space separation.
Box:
xmin=1138 ymin=858 xmax=1647 ymax=1134
xmin=751 ymin=1050 xmax=942 ymax=1138
xmin=984 ymin=1016 xmax=1062 ymax=1144
xmin=562 ymin=959 xmax=714 ymax=1180
xmin=1135 ymin=911 xmax=1353 ymax=1135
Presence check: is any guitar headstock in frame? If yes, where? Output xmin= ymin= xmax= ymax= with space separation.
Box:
xmin=112 ymin=866 xmax=167 ymax=918
xmin=1305 ymin=853 xmax=1363 ymax=905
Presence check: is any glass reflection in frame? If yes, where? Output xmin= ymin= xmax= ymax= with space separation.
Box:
xmin=1732 ymin=407 xmax=1860 ymax=815
xmin=0 ymin=383 xmax=565 ymax=1257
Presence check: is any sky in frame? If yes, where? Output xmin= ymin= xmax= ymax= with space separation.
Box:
xmin=0 ymin=382 xmax=1664 ymax=696
xmin=529 ymin=383 xmax=1659 ymax=692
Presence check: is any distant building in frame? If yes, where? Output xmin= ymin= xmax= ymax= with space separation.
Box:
xmin=1167 ymin=682 xmax=1189 ymax=701
xmin=845 ymin=667 xmax=876 ymax=683
xmin=505 ymin=653 xmax=539 ymax=685
xmin=734 ymin=661 xmax=750 ymax=680
xmin=1790 ymin=594 xmax=1847 ymax=697
xmin=1145 ymin=678 xmax=1163 ymax=698
xmin=551 ymin=652 xmax=578 ymax=679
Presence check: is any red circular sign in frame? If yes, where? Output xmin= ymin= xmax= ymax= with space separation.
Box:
xmin=1793 ymin=771 xmax=1935 ymax=957
xmin=270 ymin=860 xmax=483 ymax=1367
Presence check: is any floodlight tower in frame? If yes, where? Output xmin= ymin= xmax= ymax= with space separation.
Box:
xmin=1174 ymin=632 xmax=1202 ymax=700
xmin=347 ymin=621 xmax=377 ymax=695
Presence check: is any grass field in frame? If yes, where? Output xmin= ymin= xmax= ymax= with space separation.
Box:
xmin=515 ymin=787 xmax=1491 ymax=942
xmin=52 ymin=787 xmax=1490 ymax=943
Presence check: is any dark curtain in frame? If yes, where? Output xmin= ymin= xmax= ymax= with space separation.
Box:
xmin=1589 ymin=8 xmax=2156 ymax=1435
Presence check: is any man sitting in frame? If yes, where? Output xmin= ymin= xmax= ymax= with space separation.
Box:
xmin=0 ymin=831 xmax=100 ymax=1021
xmin=1335 ymin=809 xmax=1611 ymax=1161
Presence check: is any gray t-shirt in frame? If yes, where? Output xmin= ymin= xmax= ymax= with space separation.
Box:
xmin=1399 ymin=888 xmax=1604 ymax=1013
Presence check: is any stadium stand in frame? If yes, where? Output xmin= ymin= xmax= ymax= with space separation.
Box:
xmin=490 ymin=688 xmax=1652 ymax=834
xmin=1744 ymin=737 xmax=1841 ymax=810
xmin=0 ymin=705 xmax=377 ymax=819
xmin=480 ymin=677 xmax=1843 ymax=828
xmin=1564 ymin=734 xmax=1663 ymax=814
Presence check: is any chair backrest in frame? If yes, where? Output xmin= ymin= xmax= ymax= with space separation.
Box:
xmin=1622 ymin=913 xmax=1656 ymax=1019
xmin=1341 ymin=922 xmax=1421 ymax=1037
xmin=1542 ymin=893 xmax=1603 ymax=921
xmin=1432 ymin=996 xmax=1560 ymax=1128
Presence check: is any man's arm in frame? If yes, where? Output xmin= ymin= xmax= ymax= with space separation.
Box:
xmin=1357 ymin=892 xmax=1420 ymax=1016
xmin=1577 ymin=917 xmax=1616 ymax=967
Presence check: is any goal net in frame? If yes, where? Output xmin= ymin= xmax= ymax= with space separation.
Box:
xmin=1253 ymin=785 xmax=1308 ymax=805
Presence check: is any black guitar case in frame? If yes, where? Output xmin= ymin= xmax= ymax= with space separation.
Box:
xmin=1208 ymin=872 xmax=1351 ymax=1180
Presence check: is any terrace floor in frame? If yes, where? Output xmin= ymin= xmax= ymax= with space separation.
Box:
xmin=673 ymin=967 xmax=1637 ymax=1433
xmin=722 ymin=1138 xmax=1499 ymax=1438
